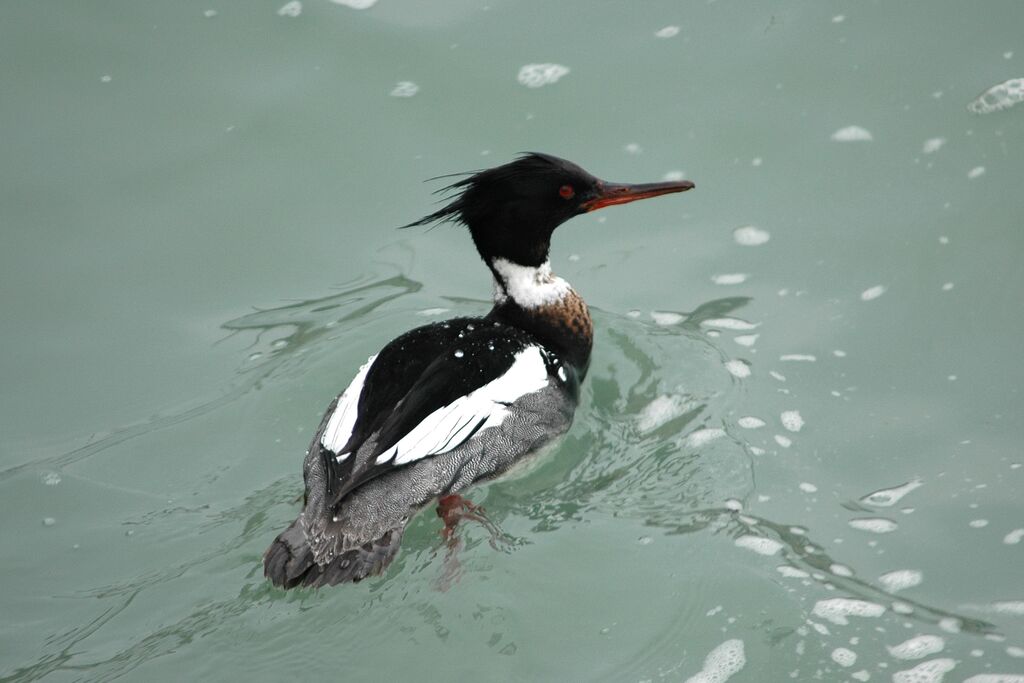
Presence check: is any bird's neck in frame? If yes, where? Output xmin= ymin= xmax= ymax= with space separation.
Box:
xmin=488 ymin=257 xmax=593 ymax=372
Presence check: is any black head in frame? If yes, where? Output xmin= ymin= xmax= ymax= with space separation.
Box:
xmin=403 ymin=153 xmax=694 ymax=267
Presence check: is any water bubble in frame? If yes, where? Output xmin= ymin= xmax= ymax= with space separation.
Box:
xmin=725 ymin=360 xmax=751 ymax=379
xmin=42 ymin=472 xmax=61 ymax=486
xmin=888 ymin=635 xmax=945 ymax=660
xmin=277 ymin=1 xmax=302 ymax=16
xmin=712 ymin=273 xmax=749 ymax=285
xmin=738 ymin=416 xmax=765 ymax=429
xmin=701 ymin=318 xmax=760 ymax=331
xmin=453 ymin=350 xmax=464 ymax=358
xmin=799 ymin=482 xmax=817 ymax=493
xmin=967 ymin=77 xmax=1024 ymax=114
xmin=735 ymin=536 xmax=783 ymax=555
xmin=779 ymin=354 xmax=816 ymax=362
xmin=683 ymin=639 xmax=746 ymax=683
xmin=860 ymin=285 xmax=886 ymax=301
xmin=781 ymin=410 xmax=804 ymax=432
xmin=734 ymin=334 xmax=759 ymax=347
xmin=733 ymin=225 xmax=770 ymax=246
xmin=389 ymin=81 xmax=419 ymax=97
xmin=42 ymin=517 xmax=56 ymax=527
xmin=892 ymin=658 xmax=955 ymax=683
xmin=654 ymin=25 xmax=679 ymax=38
xmin=774 ymin=435 xmax=792 ymax=448
xmin=517 ymin=63 xmax=570 ymax=88
xmin=848 ymin=518 xmax=898 ymax=533
xmin=922 ymin=137 xmax=946 ymax=154
xmin=879 ymin=569 xmax=923 ymax=592
xmin=1003 ymin=528 xmax=1024 ymax=544
xmin=651 ymin=311 xmax=685 ymax=325
xmin=812 ymin=598 xmax=885 ymax=625
xmin=831 ymin=126 xmax=873 ymax=142
xmin=831 ymin=647 xmax=857 ymax=667
xmin=968 ymin=166 xmax=986 ymax=179
xmin=330 ymin=0 xmax=378 ymax=8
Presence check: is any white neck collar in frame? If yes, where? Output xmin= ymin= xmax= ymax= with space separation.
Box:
xmin=491 ymin=257 xmax=572 ymax=309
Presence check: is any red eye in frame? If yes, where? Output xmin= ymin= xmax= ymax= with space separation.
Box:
xmin=559 ymin=185 xmax=575 ymax=199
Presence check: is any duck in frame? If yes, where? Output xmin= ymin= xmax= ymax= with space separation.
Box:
xmin=263 ymin=152 xmax=694 ymax=587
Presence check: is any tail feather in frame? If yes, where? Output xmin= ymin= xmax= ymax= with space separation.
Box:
xmin=263 ymin=519 xmax=404 ymax=589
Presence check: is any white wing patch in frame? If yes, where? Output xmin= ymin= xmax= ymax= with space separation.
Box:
xmin=320 ymin=354 xmax=378 ymax=458
xmin=375 ymin=346 xmax=551 ymax=466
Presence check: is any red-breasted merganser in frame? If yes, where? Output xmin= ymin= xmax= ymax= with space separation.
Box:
xmin=264 ymin=153 xmax=694 ymax=588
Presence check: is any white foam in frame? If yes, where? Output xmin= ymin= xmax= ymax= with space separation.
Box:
xmin=968 ymin=78 xmax=1024 ymax=114
xmin=733 ymin=225 xmax=770 ymax=246
xmin=849 ymin=518 xmax=898 ymax=533
xmin=330 ymin=0 xmax=377 ymax=7
xmin=860 ymin=285 xmax=887 ymax=301
xmin=777 ymin=565 xmax=809 ymax=578
xmin=735 ymin=535 xmax=783 ymax=556
xmin=922 ymin=137 xmax=946 ymax=154
xmin=879 ymin=569 xmax=923 ymax=592
xmin=963 ymin=676 xmax=1024 ymax=683
xmin=655 ymin=25 xmax=680 ymax=38
xmin=812 ymin=598 xmax=886 ymax=625
xmin=701 ymin=318 xmax=759 ymax=331
xmin=683 ymin=639 xmax=746 ymax=683
xmin=779 ymin=354 xmax=816 ymax=362
xmin=888 ymin=635 xmax=945 ymax=660
xmin=1003 ymin=528 xmax=1024 ymax=544
xmin=860 ymin=479 xmax=923 ymax=507
xmin=662 ymin=170 xmax=687 ymax=181
xmin=738 ymin=416 xmax=765 ymax=429
xmin=734 ymin=334 xmax=759 ymax=347
xmin=799 ymin=482 xmax=817 ymax=493
xmin=417 ymin=307 xmax=449 ymax=316
xmin=725 ymin=360 xmax=751 ymax=378
xmin=651 ymin=311 xmax=685 ymax=325
xmin=623 ymin=143 xmax=642 ymax=155
xmin=968 ymin=166 xmax=986 ymax=179
xmin=781 ymin=410 xmax=804 ymax=432
xmin=991 ymin=601 xmax=1024 ymax=615
xmin=969 ymin=519 xmax=989 ymax=528
xmin=42 ymin=472 xmax=61 ymax=486
xmin=517 ymin=63 xmax=570 ymax=88
xmin=892 ymin=658 xmax=955 ymax=683
xmin=831 ymin=563 xmax=853 ymax=577
xmin=941 ymin=282 xmax=954 ymax=291
xmin=831 ymin=125 xmax=874 ymax=142
xmin=851 ymin=671 xmax=870 ymax=681
xmin=832 ymin=14 xmax=846 ymax=23
xmin=637 ymin=394 xmax=692 ymax=432
xmin=831 ymin=647 xmax=857 ymax=667
xmin=687 ymin=428 xmax=726 ymax=448
xmin=712 ymin=273 xmax=749 ymax=285
xmin=277 ymin=1 xmax=302 ymax=16
xmin=774 ymin=434 xmax=792 ymax=448
xmin=389 ymin=81 xmax=419 ymax=97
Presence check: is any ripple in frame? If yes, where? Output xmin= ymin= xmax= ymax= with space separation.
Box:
xmin=860 ymin=479 xmax=923 ymax=507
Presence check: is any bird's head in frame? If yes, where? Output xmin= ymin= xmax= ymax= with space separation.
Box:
xmin=404 ymin=153 xmax=694 ymax=267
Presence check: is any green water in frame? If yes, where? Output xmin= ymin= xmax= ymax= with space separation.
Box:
xmin=2 ymin=1 xmax=1023 ymax=681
